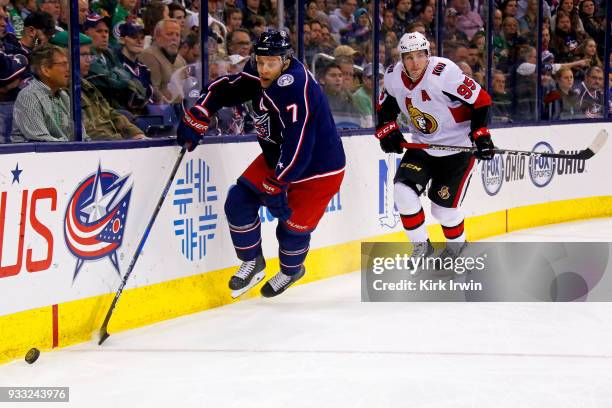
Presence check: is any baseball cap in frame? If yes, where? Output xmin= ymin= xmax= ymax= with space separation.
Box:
xmin=363 ymin=63 xmax=385 ymax=77
xmin=228 ymin=54 xmax=249 ymax=65
xmin=0 ymin=53 xmax=28 ymax=87
xmin=50 ymin=31 xmax=93 ymax=47
xmin=84 ymin=13 xmax=111 ymax=31
xmin=119 ymin=22 xmax=145 ymax=37
xmin=334 ymin=45 xmax=358 ymax=58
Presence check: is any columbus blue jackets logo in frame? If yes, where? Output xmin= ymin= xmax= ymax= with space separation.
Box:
xmin=64 ymin=165 xmax=132 ymax=281
xmin=277 ymin=74 xmax=294 ymax=87
xmin=172 ymin=159 xmax=218 ymax=261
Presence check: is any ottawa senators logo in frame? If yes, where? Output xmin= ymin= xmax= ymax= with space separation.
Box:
xmin=438 ymin=186 xmax=450 ymax=200
xmin=405 ymin=101 xmax=438 ymax=134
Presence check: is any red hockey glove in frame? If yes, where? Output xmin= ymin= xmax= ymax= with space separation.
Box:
xmin=471 ymin=127 xmax=495 ymax=161
xmin=262 ymin=176 xmax=292 ymax=221
xmin=375 ymin=121 xmax=406 ymax=154
xmin=177 ymin=106 xmax=209 ymax=152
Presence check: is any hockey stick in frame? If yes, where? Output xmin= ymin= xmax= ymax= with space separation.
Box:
xmin=400 ymin=129 xmax=608 ymax=160
xmin=98 ymin=146 xmax=187 ymax=345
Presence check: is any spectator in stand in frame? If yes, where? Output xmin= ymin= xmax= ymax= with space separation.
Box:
xmin=318 ymin=22 xmax=337 ymax=55
xmin=329 ymin=0 xmax=356 ymax=35
xmin=453 ymin=45 xmax=469 ymax=63
xmin=380 ymin=9 xmax=399 ymax=38
xmin=578 ymin=0 xmax=604 ymax=55
xmin=56 ymin=0 xmax=87 ymax=32
xmin=578 ymin=65 xmax=604 ymax=118
xmin=116 ymin=22 xmax=153 ymax=111
xmin=550 ymin=9 xmax=585 ymax=63
xmin=466 ymin=44 xmax=483 ymax=73
xmin=51 ymin=31 xmax=145 ymax=140
xmin=333 ymin=44 xmax=357 ymax=63
xmin=241 ymin=0 xmax=262 ymax=31
xmin=393 ymin=0 xmax=414 ymax=34
xmin=4 ymin=11 xmax=54 ymax=60
xmin=168 ymin=3 xmax=187 ymax=34
xmin=306 ymin=0 xmax=328 ymax=25
xmin=37 ymin=0 xmax=59 ymax=27
xmin=517 ymin=0 xmax=536 ymax=37
xmin=416 ymin=4 xmax=434 ymax=39
xmin=543 ymin=66 xmax=581 ymax=120
xmin=341 ymin=7 xmax=370 ymax=46
xmin=453 ymin=0 xmax=483 ymax=40
xmin=442 ymin=7 xmax=468 ymax=50
xmin=352 ymin=62 xmax=382 ymax=124
xmin=143 ymin=1 xmax=169 ymax=44
xmin=456 ymin=60 xmax=472 ymax=76
xmin=11 ymin=44 xmax=88 ymax=141
xmin=224 ymin=7 xmax=243 ymax=32
xmin=250 ymin=15 xmax=267 ymax=38
xmin=491 ymin=69 xmax=511 ymax=123
xmin=510 ymin=45 xmax=537 ymax=121
xmin=178 ymin=31 xmax=200 ymax=65
xmin=551 ymin=0 xmax=584 ymax=34
xmin=226 ymin=28 xmax=251 ymax=57
xmin=139 ymin=18 xmax=185 ymax=104
xmin=110 ymin=0 xmax=138 ymax=45
xmin=318 ymin=62 xmax=359 ymax=126
xmin=336 ymin=55 xmax=355 ymax=93
xmin=86 ymin=13 xmax=148 ymax=111
xmin=0 ymin=51 xmax=28 ymax=141
xmin=500 ymin=0 xmax=518 ymax=19
xmin=579 ymin=37 xmax=602 ymax=70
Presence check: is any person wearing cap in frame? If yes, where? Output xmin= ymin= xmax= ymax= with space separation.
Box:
xmin=0 ymin=52 xmax=28 ymax=141
xmin=110 ymin=0 xmax=138 ymax=45
xmin=341 ymin=7 xmax=371 ymax=46
xmin=333 ymin=44 xmax=357 ymax=62
xmin=351 ymin=62 xmax=382 ymax=122
xmin=116 ymin=21 xmax=153 ymax=111
xmin=11 ymin=43 xmax=89 ymax=142
xmin=7 ymin=11 xmax=55 ymax=60
xmin=138 ymin=18 xmax=185 ymax=103
xmin=50 ymin=30 xmax=145 ymax=140
xmin=442 ymin=7 xmax=468 ymax=47
xmin=85 ymin=13 xmax=148 ymax=111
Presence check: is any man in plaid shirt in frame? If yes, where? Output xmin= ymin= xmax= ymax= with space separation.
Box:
xmin=11 ymin=43 xmax=88 ymax=142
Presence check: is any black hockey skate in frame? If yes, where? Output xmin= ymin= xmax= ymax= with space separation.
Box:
xmin=229 ymin=255 xmax=266 ymax=298
xmin=432 ymin=241 xmax=468 ymax=278
xmin=260 ymin=266 xmax=306 ymax=298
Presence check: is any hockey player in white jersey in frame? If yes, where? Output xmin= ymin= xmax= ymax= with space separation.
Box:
xmin=375 ymin=32 xmax=495 ymax=257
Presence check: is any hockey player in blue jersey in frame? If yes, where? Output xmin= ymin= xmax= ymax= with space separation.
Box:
xmin=177 ymin=30 xmax=346 ymax=298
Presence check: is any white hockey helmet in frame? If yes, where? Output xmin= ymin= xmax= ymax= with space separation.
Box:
xmin=398 ymin=32 xmax=430 ymax=56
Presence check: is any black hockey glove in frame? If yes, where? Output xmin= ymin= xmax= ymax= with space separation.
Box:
xmin=262 ymin=176 xmax=292 ymax=222
xmin=375 ymin=121 xmax=406 ymax=154
xmin=177 ymin=106 xmax=209 ymax=152
xmin=471 ymin=127 xmax=495 ymax=160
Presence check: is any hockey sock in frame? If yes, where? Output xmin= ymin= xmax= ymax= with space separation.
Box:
xmin=228 ymin=218 xmax=263 ymax=261
xmin=225 ymin=182 xmax=264 ymax=261
xmin=277 ymin=224 xmax=311 ymax=276
xmin=400 ymin=208 xmax=429 ymax=242
xmin=441 ymin=220 xmax=466 ymax=243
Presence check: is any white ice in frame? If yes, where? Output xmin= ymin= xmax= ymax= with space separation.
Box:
xmin=2 ymin=218 xmax=612 ymax=408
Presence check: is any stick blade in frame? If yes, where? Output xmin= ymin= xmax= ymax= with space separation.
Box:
xmin=578 ymin=129 xmax=609 ymax=160
xmin=98 ymin=327 xmax=110 ymax=345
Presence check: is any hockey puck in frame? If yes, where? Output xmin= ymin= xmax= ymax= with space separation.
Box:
xmin=25 ymin=348 xmax=40 ymax=364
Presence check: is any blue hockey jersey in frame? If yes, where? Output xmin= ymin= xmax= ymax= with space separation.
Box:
xmin=192 ymin=58 xmax=345 ymax=183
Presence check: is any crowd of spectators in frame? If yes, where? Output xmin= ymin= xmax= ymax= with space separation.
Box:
xmin=0 ymin=0 xmax=610 ymax=142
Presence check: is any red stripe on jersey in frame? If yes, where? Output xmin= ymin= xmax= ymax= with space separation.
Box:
xmin=448 ymin=104 xmax=472 ymax=123
xmin=400 ymin=209 xmax=425 ymax=230
xmin=452 ymin=156 xmax=475 ymax=208
xmin=442 ymin=221 xmax=464 ymax=240
xmin=473 ymin=88 xmax=492 ymax=109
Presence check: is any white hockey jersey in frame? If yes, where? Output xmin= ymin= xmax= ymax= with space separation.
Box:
xmin=381 ymin=56 xmax=489 ymax=156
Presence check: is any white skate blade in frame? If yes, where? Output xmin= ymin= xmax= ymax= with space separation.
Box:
xmin=231 ymin=271 xmax=265 ymax=299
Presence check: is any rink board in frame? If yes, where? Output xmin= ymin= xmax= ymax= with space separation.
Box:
xmin=1 ymin=122 xmax=611 ymax=363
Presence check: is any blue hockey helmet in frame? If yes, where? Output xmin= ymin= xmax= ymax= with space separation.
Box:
xmin=254 ymin=30 xmax=293 ymax=58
